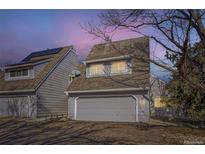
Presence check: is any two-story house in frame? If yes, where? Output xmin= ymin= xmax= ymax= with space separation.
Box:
xmin=0 ymin=46 xmax=78 ymax=117
xmin=66 ymin=37 xmax=150 ymax=122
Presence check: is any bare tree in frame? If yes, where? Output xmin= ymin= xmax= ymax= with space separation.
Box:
xmin=8 ymin=96 xmax=37 ymax=118
xmin=82 ymin=9 xmax=205 ymax=91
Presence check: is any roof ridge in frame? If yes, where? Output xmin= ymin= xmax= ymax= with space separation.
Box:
xmin=25 ymin=45 xmax=71 ymax=55
xmin=93 ymin=36 xmax=148 ymax=47
xmin=86 ymin=36 xmax=149 ymax=61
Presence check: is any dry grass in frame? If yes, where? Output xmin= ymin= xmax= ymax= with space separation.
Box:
xmin=0 ymin=117 xmax=204 ymax=145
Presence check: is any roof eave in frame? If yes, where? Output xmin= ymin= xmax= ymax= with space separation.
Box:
xmin=0 ymin=89 xmax=36 ymax=95
xmin=5 ymin=59 xmax=52 ymax=70
xmin=5 ymin=63 xmax=33 ymax=69
xmin=85 ymin=55 xmax=131 ymax=64
xmin=65 ymin=87 xmax=149 ymax=94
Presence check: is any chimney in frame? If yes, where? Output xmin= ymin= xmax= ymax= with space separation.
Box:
xmin=104 ymin=37 xmax=112 ymax=51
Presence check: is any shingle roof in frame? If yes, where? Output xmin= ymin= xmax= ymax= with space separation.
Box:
xmin=67 ymin=64 xmax=150 ymax=92
xmin=6 ymin=48 xmax=62 ymax=69
xmin=22 ymin=47 xmax=61 ymax=62
xmin=0 ymin=46 xmax=73 ymax=93
xmin=67 ymin=37 xmax=150 ymax=92
xmin=86 ymin=36 xmax=149 ymax=61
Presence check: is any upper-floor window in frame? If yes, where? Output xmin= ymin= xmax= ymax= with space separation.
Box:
xmin=10 ymin=69 xmax=29 ymax=78
xmin=87 ymin=60 xmax=131 ymax=77
xmin=88 ymin=63 xmax=105 ymax=76
xmin=111 ymin=61 xmax=128 ymax=74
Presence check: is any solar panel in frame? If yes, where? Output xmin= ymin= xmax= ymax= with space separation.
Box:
xmin=22 ymin=47 xmax=62 ymax=62
xmin=8 ymin=61 xmax=31 ymax=66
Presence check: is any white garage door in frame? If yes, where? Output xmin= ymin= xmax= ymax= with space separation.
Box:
xmin=75 ymin=96 xmax=136 ymax=122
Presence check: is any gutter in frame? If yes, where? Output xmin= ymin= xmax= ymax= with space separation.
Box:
xmin=84 ymin=55 xmax=130 ymax=64
xmin=65 ymin=87 xmax=149 ymax=95
xmin=4 ymin=59 xmax=51 ymax=70
xmin=0 ymin=89 xmax=35 ymax=94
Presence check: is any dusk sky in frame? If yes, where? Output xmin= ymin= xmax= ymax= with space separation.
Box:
xmin=0 ymin=10 xmax=169 ymax=79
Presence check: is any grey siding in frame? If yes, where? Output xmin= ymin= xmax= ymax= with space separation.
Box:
xmin=68 ymin=97 xmax=75 ymax=119
xmin=33 ymin=62 xmax=48 ymax=76
xmin=68 ymin=92 xmax=150 ymax=122
xmin=0 ymin=98 xmax=9 ymax=116
xmin=0 ymin=95 xmax=37 ymax=117
xmin=37 ymin=50 xmax=78 ymax=117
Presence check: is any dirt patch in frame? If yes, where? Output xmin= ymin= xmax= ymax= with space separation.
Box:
xmin=0 ymin=117 xmax=204 ymax=145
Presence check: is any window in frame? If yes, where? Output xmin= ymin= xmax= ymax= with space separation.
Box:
xmin=88 ymin=64 xmax=104 ymax=76
xmin=111 ymin=61 xmax=129 ymax=74
xmin=86 ymin=60 xmax=132 ymax=77
xmin=10 ymin=69 xmax=29 ymax=78
xmin=86 ymin=60 xmax=131 ymax=77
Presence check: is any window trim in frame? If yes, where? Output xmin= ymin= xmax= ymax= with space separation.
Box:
xmin=9 ymin=68 xmax=29 ymax=79
xmin=87 ymin=63 xmax=105 ymax=77
xmin=86 ymin=59 xmax=132 ymax=78
xmin=110 ymin=60 xmax=130 ymax=75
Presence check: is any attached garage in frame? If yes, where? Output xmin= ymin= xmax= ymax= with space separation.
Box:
xmin=66 ymin=37 xmax=150 ymax=122
xmin=74 ymin=96 xmax=137 ymax=122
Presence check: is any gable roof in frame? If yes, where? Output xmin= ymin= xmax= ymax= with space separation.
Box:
xmin=67 ymin=37 xmax=150 ymax=93
xmin=0 ymin=46 xmax=73 ymax=94
xmin=85 ymin=36 xmax=149 ymax=62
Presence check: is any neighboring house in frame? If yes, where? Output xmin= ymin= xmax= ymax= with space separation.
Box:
xmin=66 ymin=37 xmax=150 ymax=122
xmin=150 ymin=74 xmax=167 ymax=116
xmin=0 ymin=46 xmax=78 ymax=117
xmin=150 ymin=75 xmax=180 ymax=119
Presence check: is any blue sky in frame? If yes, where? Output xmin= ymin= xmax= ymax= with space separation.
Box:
xmin=0 ymin=10 xmax=101 ymax=65
xmin=0 ymin=10 xmax=170 ymax=80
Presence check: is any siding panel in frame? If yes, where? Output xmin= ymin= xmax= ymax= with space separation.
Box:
xmin=33 ymin=62 xmax=48 ymax=76
xmin=37 ymin=50 xmax=78 ymax=117
xmin=0 ymin=98 xmax=9 ymax=116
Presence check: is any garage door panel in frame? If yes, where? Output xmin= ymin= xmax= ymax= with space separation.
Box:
xmin=76 ymin=96 xmax=136 ymax=122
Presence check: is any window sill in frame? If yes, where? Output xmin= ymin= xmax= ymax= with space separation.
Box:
xmin=5 ymin=76 xmax=34 ymax=81
xmin=86 ymin=71 xmax=132 ymax=78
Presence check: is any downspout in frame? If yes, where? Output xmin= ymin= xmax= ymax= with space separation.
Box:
xmin=131 ymin=95 xmax=139 ymax=122
xmin=27 ymin=96 xmax=31 ymax=117
xmin=74 ymin=97 xmax=79 ymax=120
